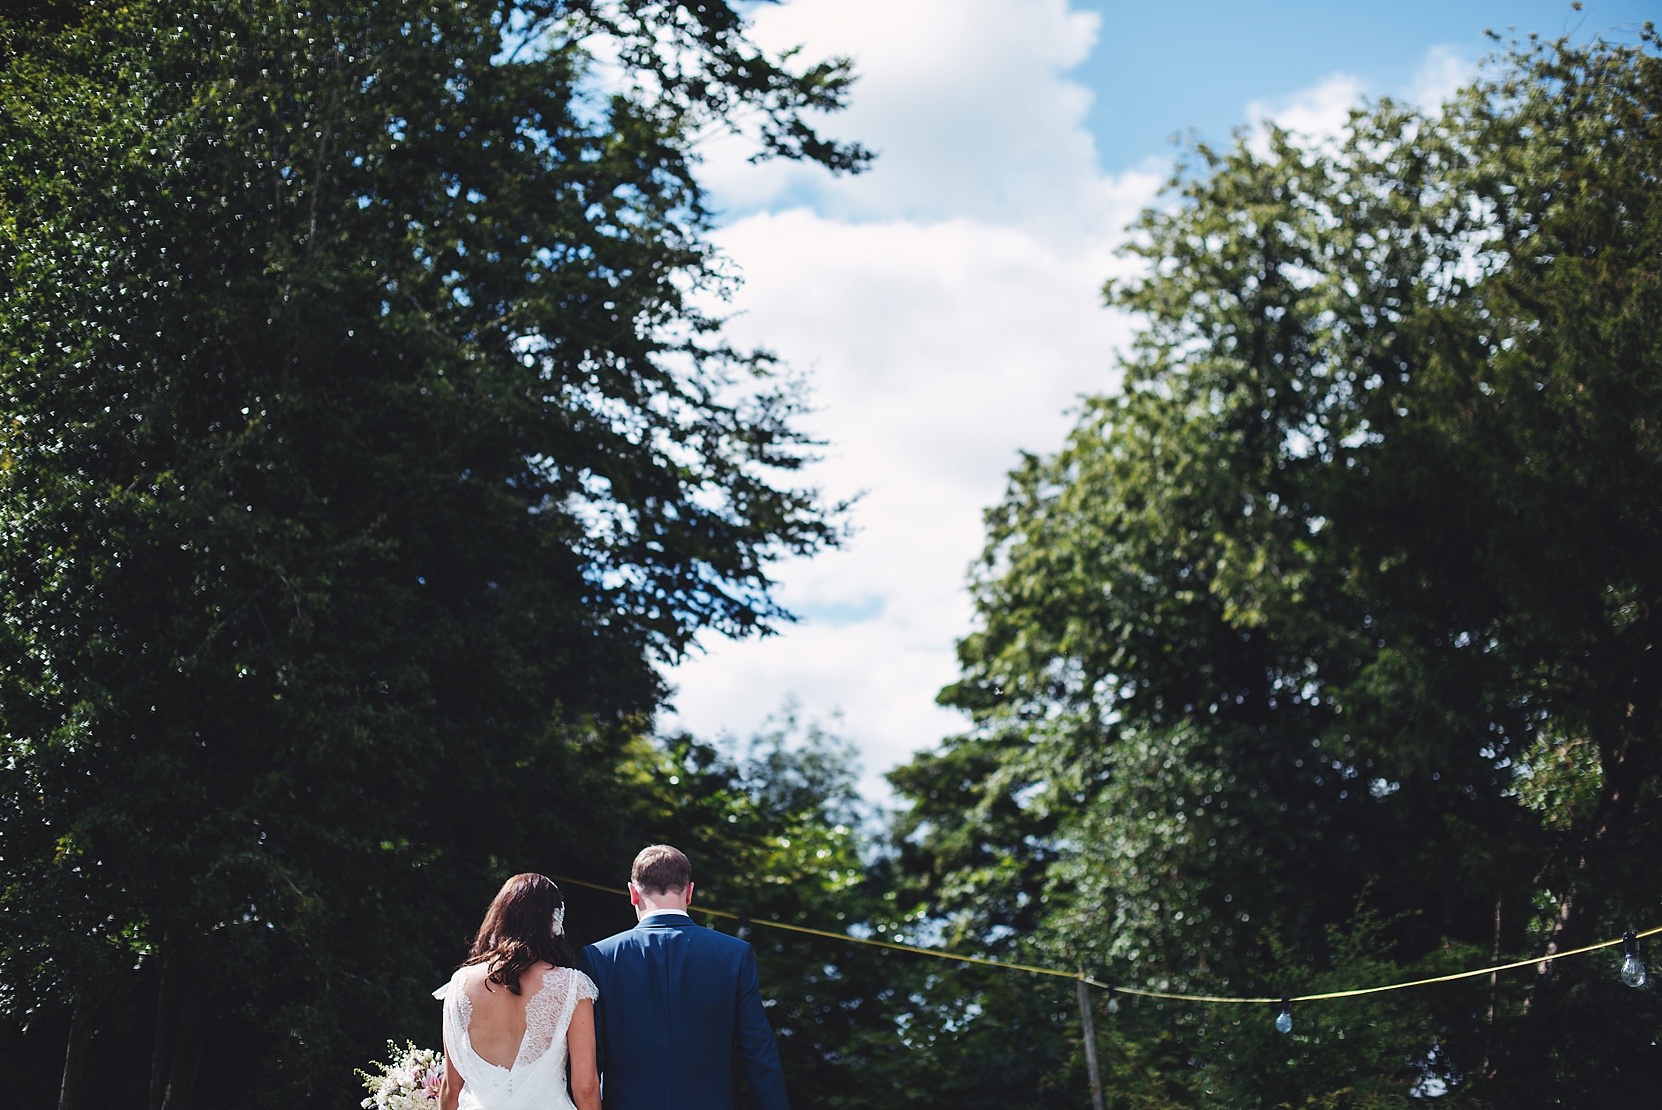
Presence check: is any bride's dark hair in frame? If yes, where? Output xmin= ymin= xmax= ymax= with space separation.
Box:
xmin=464 ymin=873 xmax=577 ymax=993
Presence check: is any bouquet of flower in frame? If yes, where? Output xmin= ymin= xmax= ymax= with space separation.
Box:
xmin=357 ymin=1041 xmax=444 ymax=1109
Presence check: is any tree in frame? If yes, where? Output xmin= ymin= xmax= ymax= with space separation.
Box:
xmin=0 ymin=3 xmax=864 ymax=1107
xmin=894 ymin=26 xmax=1662 ymax=1106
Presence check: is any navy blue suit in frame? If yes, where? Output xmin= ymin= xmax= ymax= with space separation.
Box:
xmin=580 ymin=912 xmax=789 ymax=1110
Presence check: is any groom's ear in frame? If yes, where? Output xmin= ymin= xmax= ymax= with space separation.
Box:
xmin=627 ymin=881 xmax=642 ymax=907
xmin=684 ymin=881 xmax=694 ymax=905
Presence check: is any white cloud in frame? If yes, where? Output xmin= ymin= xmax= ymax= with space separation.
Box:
xmin=699 ymin=0 xmax=1122 ymax=244
xmin=662 ymin=2 xmax=1160 ymax=799
xmin=1243 ymin=44 xmax=1479 ymax=156
xmin=662 ymin=9 xmax=1478 ymax=803
xmin=663 ymin=204 xmax=1146 ymax=800
xmin=1244 ymin=72 xmax=1366 ymax=155
xmin=1408 ymin=45 xmax=1476 ymax=112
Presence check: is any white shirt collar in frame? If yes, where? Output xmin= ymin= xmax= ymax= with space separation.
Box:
xmin=640 ymin=910 xmax=693 ymax=924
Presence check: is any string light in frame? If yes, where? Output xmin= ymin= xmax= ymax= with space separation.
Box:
xmin=1275 ymin=998 xmax=1293 ymax=1034
xmin=1621 ymin=931 xmax=1647 ymax=988
xmin=548 ymin=873 xmax=1662 ymax=1014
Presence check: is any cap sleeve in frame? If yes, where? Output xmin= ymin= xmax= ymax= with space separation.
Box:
xmin=432 ymin=965 xmax=465 ymax=1000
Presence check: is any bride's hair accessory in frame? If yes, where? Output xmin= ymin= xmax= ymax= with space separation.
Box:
xmin=553 ymin=903 xmax=567 ymax=937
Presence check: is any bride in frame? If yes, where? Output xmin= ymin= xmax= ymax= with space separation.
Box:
xmin=438 ymin=874 xmax=600 ymax=1110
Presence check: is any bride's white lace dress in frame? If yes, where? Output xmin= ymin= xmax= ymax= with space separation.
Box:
xmin=439 ymin=964 xmax=598 ymax=1110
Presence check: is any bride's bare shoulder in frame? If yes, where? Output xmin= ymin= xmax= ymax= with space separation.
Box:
xmin=521 ymin=961 xmax=559 ymax=990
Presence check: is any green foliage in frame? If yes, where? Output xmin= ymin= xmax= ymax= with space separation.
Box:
xmin=895 ymin=26 xmax=1662 ymax=1105
xmin=602 ymin=710 xmax=938 ymax=1108
xmin=0 ymin=2 xmax=861 ymax=1107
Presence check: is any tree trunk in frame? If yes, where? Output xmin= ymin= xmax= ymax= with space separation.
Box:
xmin=159 ymin=979 xmax=207 ymax=1110
xmin=58 ymin=1001 xmax=97 ymax=1110
xmin=149 ymin=932 xmax=208 ymax=1110
xmin=1491 ymin=694 xmax=1659 ymax=1090
xmin=1076 ymin=975 xmax=1105 ymax=1110
xmin=148 ymin=940 xmax=177 ymax=1110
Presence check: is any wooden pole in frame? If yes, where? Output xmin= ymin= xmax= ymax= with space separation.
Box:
xmin=1077 ymin=971 xmax=1105 ymax=1110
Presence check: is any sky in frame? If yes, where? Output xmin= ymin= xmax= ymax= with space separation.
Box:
xmin=657 ymin=0 xmax=1656 ymax=802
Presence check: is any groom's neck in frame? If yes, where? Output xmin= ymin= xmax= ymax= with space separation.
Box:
xmin=631 ymin=881 xmax=694 ymax=920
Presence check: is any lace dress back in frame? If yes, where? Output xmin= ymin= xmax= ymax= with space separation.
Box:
xmin=441 ymin=964 xmax=598 ymax=1110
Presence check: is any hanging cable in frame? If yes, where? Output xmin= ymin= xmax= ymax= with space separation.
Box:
xmin=548 ymin=872 xmax=1662 ymax=1008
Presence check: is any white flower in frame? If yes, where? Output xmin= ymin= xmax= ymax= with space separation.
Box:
xmin=357 ymin=1041 xmax=445 ymax=1109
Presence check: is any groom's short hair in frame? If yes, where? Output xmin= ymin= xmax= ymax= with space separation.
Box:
xmin=631 ymin=844 xmax=692 ymax=894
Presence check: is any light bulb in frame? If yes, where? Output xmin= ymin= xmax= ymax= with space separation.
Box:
xmin=1622 ymin=931 xmax=1648 ymax=989
xmin=1275 ymin=1001 xmax=1293 ymax=1035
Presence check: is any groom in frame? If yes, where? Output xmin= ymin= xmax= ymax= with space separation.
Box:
xmin=580 ymin=844 xmax=790 ymax=1110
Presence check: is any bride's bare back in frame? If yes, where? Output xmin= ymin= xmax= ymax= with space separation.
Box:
xmin=470 ymin=963 xmax=557 ymax=1066
xmin=440 ymin=961 xmax=599 ymax=1110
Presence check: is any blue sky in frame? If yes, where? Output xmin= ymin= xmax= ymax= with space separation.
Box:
xmin=661 ymin=0 xmax=1655 ymax=802
xmin=1073 ymin=1 xmax=1651 ymax=170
